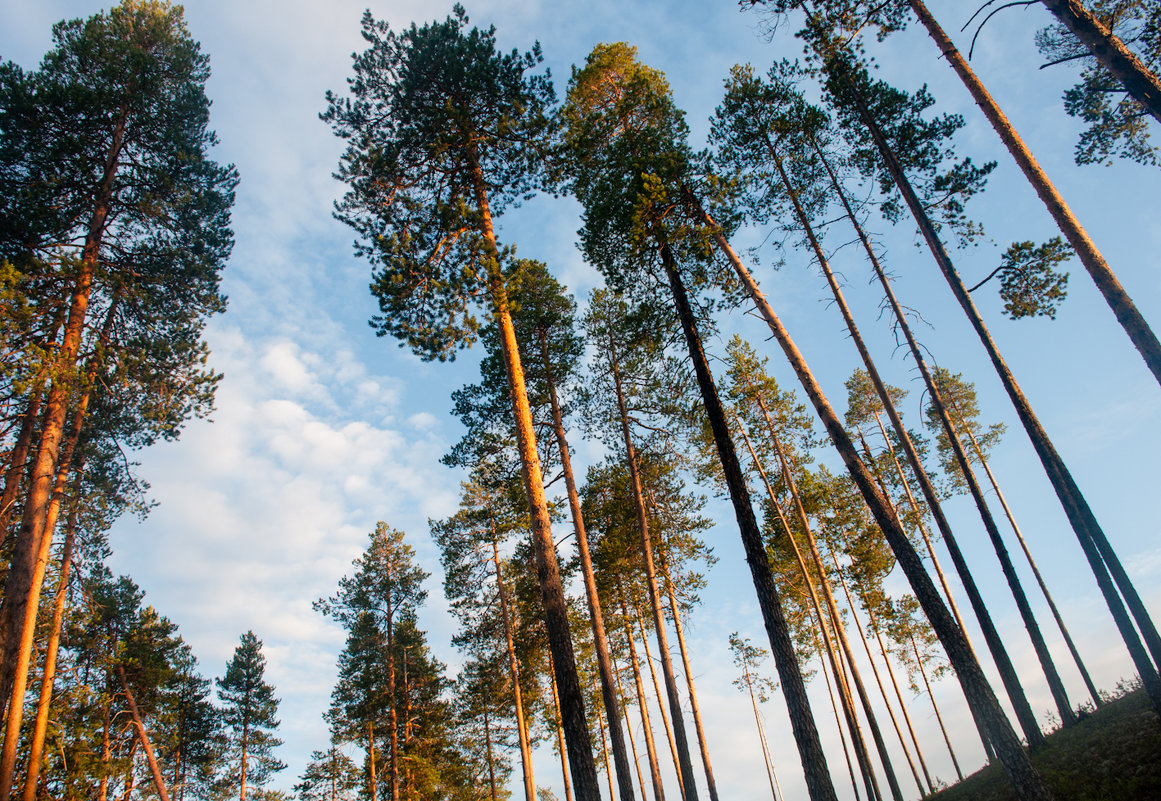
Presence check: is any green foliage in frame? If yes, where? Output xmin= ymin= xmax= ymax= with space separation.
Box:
xmin=325 ymin=6 xmax=555 ymax=361
xmin=217 ymin=631 xmax=285 ymax=796
xmin=727 ymin=632 xmax=778 ymax=703
xmin=1037 ymin=1 xmax=1161 ymax=167
xmin=923 ymin=367 xmax=1006 ymax=494
xmin=993 ymin=239 xmax=1072 ymax=320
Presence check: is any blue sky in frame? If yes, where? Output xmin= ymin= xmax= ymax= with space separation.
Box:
xmin=3 ymin=0 xmax=1160 ymax=798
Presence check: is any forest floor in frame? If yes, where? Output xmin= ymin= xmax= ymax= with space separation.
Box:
xmin=928 ymin=684 xmax=1161 ymax=800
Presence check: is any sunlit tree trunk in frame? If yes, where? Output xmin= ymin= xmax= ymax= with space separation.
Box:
xmin=469 ymin=153 xmax=599 ymax=799
xmin=631 ymin=596 xmax=684 ymax=799
xmin=612 ymin=650 xmax=651 ymax=801
xmin=1037 ymin=0 xmax=1161 ymax=123
xmin=909 ymin=0 xmax=1161 ymax=384
xmin=118 ymin=666 xmax=171 ymax=801
xmin=550 ymin=664 xmax=575 ymax=801
xmin=540 ymin=329 xmax=637 ymax=801
xmin=813 ymin=628 xmax=862 ymax=801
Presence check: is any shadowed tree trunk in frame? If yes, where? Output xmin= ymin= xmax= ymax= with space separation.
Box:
xmin=491 ymin=534 xmax=536 ymax=801
xmin=621 ymin=594 xmax=666 ymax=801
xmin=658 ymin=241 xmax=838 ymax=801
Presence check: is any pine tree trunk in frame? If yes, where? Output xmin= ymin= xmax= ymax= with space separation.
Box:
xmin=118 ymin=666 xmax=171 ymax=801
xmin=809 ymin=18 xmax=1161 ymax=718
xmin=831 ymin=552 xmax=929 ymax=796
xmin=768 ymin=433 xmax=903 ymax=801
xmin=612 ymin=650 xmax=651 ymax=801
xmin=22 ymin=507 xmax=78 ymax=801
xmin=0 ymin=386 xmax=42 ymax=538
xmin=491 ymin=536 xmax=536 ymax=801
xmin=621 ymin=594 xmax=666 ymax=801
xmin=484 ymin=701 xmax=498 ymax=801
xmin=469 ymin=153 xmax=599 ymax=800
xmin=631 ymin=596 xmax=684 ymax=800
xmin=591 ymin=672 xmax=617 ymax=801
xmin=1037 ymin=0 xmax=1161 ymax=123
xmin=550 ymin=664 xmax=575 ymax=801
xmin=735 ymin=416 xmax=879 ymax=801
xmin=99 ymin=691 xmax=113 ymax=801
xmin=744 ymin=662 xmax=781 ymax=801
xmin=608 ymin=331 xmax=699 ymax=801
xmin=686 ymin=195 xmax=1051 ymax=800
xmin=910 ymin=0 xmax=1161 ymax=384
xmin=660 ymin=555 xmax=718 ymax=801
xmin=926 ymin=364 xmax=1074 ymax=730
xmin=540 ymin=330 xmax=636 ymax=801
xmin=780 ymin=134 xmax=1063 ymax=743
xmin=386 ymin=560 xmax=399 ymax=801
xmin=813 ymin=629 xmax=862 ymax=801
xmin=368 ymin=721 xmax=378 ymax=801
xmin=911 ymin=633 xmax=963 ymax=781
xmin=658 ymin=242 xmax=837 ymax=801
xmin=959 ymin=414 xmax=1101 ymax=707
xmin=809 ymin=144 xmax=1015 ymax=758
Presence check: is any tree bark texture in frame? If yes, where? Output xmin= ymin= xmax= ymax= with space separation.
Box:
xmin=658 ymin=245 xmax=837 ymax=801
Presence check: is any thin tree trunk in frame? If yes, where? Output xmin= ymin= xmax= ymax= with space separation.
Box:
xmin=612 ymin=650 xmax=651 ymax=801
xmin=491 ymin=536 xmax=536 ymax=801
xmin=369 ymin=721 xmax=378 ymax=801
xmin=768 ymin=433 xmax=903 ymax=801
xmin=686 ymin=194 xmax=1051 ymax=799
xmin=469 ymin=153 xmax=599 ymax=800
xmin=632 ymin=596 xmax=684 ymax=800
xmin=776 ymin=134 xmax=1058 ymax=744
xmin=550 ymin=663 xmax=575 ymax=801
xmin=117 ymin=666 xmax=171 ymax=801
xmin=621 ymin=595 xmax=666 ymax=801
xmin=98 ymin=691 xmax=113 ymax=801
xmin=813 ymin=628 xmax=862 ymax=801
xmin=607 ymin=331 xmax=698 ymax=801
xmin=540 ymin=329 xmax=636 ymax=801
xmin=22 ymin=506 xmax=78 ymax=801
xmin=484 ymin=701 xmax=498 ymax=801
xmin=742 ymin=658 xmax=780 ymax=801
xmin=734 ymin=415 xmax=879 ymax=801
xmin=911 ymin=0 xmax=1161 ymax=385
xmin=385 ymin=560 xmax=398 ymax=801
xmin=958 ymin=412 xmax=1101 ymax=707
xmin=657 ymin=242 xmax=837 ymax=801
xmin=807 ymin=13 xmax=1161 ymax=718
xmin=911 ymin=633 xmax=963 ymax=782
xmin=592 ymin=672 xmax=618 ymax=801
xmin=659 ymin=555 xmax=718 ymax=801
xmin=831 ymin=550 xmax=930 ymax=796
xmin=1037 ymin=0 xmax=1161 ymax=123
xmin=0 ymin=386 xmax=42 ymax=537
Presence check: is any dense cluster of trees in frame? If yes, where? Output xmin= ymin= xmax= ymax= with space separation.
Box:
xmin=3 ymin=1 xmax=1159 ymax=800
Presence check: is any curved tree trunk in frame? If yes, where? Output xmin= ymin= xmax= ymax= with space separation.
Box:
xmin=658 ymin=243 xmax=838 ymax=801
xmin=118 ymin=666 xmax=171 ymax=801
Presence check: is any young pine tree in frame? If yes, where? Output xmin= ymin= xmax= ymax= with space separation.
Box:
xmin=217 ymin=631 xmax=285 ymax=801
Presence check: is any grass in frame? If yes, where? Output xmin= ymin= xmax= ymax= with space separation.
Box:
xmin=928 ymin=685 xmax=1161 ymax=801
